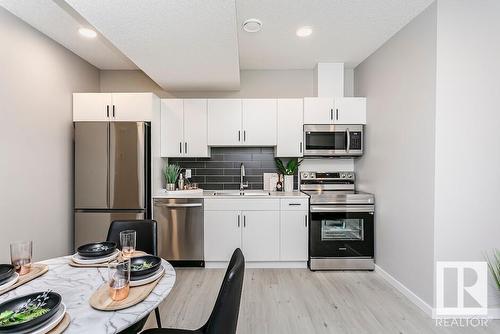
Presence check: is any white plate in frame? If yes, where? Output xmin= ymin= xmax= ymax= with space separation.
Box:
xmin=71 ymin=249 xmax=119 ymax=264
xmin=0 ymin=272 xmax=19 ymax=292
xmin=130 ymin=266 xmax=165 ymax=287
xmin=13 ymin=303 xmax=66 ymax=334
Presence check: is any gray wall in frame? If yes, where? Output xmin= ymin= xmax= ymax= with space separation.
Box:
xmin=100 ymin=69 xmax=314 ymax=98
xmin=100 ymin=68 xmax=356 ymax=98
xmin=354 ymin=3 xmax=437 ymax=306
xmin=434 ymin=0 xmax=500 ymax=311
xmin=0 ymin=8 xmax=100 ymax=262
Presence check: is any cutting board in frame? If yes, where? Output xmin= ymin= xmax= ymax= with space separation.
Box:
xmin=89 ymin=273 xmax=164 ymax=311
xmin=0 ymin=264 xmax=48 ymax=296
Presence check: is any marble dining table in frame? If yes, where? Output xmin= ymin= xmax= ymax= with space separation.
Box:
xmin=0 ymin=256 xmax=176 ymax=334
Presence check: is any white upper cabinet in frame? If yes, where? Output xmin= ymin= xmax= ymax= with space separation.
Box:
xmin=276 ymin=99 xmax=303 ymax=157
xmin=241 ymin=99 xmax=277 ymax=146
xmin=73 ymin=93 xmax=112 ymax=121
xmin=303 ymin=97 xmax=334 ymax=124
xmin=334 ymin=98 xmax=366 ymax=124
xmin=183 ymin=99 xmax=209 ymax=157
xmin=161 ymin=99 xmax=209 ymax=158
xmin=304 ymin=97 xmax=366 ymax=124
xmin=161 ymin=99 xmax=184 ymax=157
xmin=208 ymin=99 xmax=242 ymax=146
xmin=73 ymin=93 xmax=155 ymax=121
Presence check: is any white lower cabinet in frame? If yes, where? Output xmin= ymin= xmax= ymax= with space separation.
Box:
xmin=280 ymin=210 xmax=308 ymax=261
xmin=204 ymin=211 xmax=241 ymax=261
xmin=241 ymin=211 xmax=280 ymax=261
xmin=204 ymin=198 xmax=308 ymax=265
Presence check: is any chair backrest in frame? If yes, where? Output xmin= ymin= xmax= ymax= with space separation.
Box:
xmin=106 ymin=220 xmax=158 ymax=256
xmin=203 ymin=248 xmax=245 ymax=334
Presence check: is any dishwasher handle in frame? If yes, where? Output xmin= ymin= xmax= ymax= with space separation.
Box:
xmin=155 ymin=203 xmax=202 ymax=208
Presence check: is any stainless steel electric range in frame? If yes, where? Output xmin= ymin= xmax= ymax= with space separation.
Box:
xmin=300 ymin=171 xmax=375 ymax=270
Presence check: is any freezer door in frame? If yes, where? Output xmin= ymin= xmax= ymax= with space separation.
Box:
xmin=109 ymin=122 xmax=145 ymax=209
xmin=74 ymin=211 xmax=144 ymax=250
xmin=75 ymin=122 xmax=109 ymax=209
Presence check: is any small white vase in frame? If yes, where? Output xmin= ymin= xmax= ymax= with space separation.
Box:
xmin=284 ymin=175 xmax=294 ymax=192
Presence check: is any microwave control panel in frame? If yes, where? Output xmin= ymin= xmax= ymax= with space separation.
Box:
xmin=349 ymin=132 xmax=362 ymax=150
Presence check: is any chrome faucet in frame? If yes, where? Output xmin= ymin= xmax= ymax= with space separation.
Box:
xmin=240 ymin=163 xmax=248 ymax=191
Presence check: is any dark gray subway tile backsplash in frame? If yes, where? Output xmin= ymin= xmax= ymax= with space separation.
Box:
xmin=169 ymin=147 xmax=298 ymax=190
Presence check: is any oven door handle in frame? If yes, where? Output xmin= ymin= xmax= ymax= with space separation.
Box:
xmin=310 ymin=205 xmax=374 ymax=213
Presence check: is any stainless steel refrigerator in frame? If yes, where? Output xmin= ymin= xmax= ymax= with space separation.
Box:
xmin=74 ymin=122 xmax=151 ymax=249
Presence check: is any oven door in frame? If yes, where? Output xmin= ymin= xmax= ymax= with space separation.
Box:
xmin=309 ymin=205 xmax=374 ymax=258
xmin=303 ymin=125 xmax=363 ymax=156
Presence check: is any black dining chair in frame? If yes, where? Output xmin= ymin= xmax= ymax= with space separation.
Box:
xmin=107 ymin=219 xmax=162 ymax=332
xmin=142 ymin=248 xmax=245 ymax=334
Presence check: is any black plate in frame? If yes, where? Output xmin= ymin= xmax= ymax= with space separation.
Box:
xmin=0 ymin=291 xmax=61 ymax=332
xmin=77 ymin=242 xmax=116 ymax=258
xmin=130 ymin=265 xmax=163 ymax=281
xmin=0 ymin=265 xmax=14 ymax=283
xmin=129 ymin=256 xmax=161 ymax=278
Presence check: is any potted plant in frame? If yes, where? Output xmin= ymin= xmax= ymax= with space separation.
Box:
xmin=275 ymin=158 xmax=302 ymax=192
xmin=485 ymin=249 xmax=500 ymax=291
xmin=163 ymin=164 xmax=180 ymax=191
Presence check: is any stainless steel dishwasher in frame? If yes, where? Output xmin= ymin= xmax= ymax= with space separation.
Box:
xmin=153 ymin=198 xmax=204 ymax=267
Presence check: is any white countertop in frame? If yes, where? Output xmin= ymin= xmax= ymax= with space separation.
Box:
xmin=153 ymin=189 xmax=309 ymax=199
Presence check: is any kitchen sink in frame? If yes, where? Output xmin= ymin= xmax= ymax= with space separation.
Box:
xmin=211 ymin=191 xmax=271 ymax=196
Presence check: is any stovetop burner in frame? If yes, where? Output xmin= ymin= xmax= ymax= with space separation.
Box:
xmin=300 ymin=171 xmax=374 ymax=205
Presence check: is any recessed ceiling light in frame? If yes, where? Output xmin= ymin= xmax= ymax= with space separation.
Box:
xmin=78 ymin=27 xmax=97 ymax=38
xmin=296 ymin=26 xmax=313 ymax=37
xmin=242 ymin=19 xmax=262 ymax=33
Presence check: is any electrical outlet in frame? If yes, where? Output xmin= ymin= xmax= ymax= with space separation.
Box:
xmin=185 ymin=169 xmax=192 ymax=178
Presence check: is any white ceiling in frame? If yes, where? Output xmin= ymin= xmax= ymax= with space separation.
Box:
xmin=236 ymin=0 xmax=434 ymax=69
xmin=0 ymin=0 xmax=136 ymax=70
xmin=65 ymin=0 xmax=241 ymax=91
xmin=1 ymin=0 xmax=434 ymax=90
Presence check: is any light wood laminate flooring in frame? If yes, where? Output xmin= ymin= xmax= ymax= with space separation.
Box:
xmin=144 ymin=268 xmax=500 ymax=334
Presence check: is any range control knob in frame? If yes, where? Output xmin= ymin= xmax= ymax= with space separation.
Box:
xmin=347 ymin=173 xmax=354 ymax=179
xmin=340 ymin=173 xmax=346 ymax=178
xmin=302 ymin=173 xmax=309 ymax=179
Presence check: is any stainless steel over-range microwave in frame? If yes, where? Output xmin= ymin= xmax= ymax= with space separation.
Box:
xmin=303 ymin=124 xmax=364 ymax=157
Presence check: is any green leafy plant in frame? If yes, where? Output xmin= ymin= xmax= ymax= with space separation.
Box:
xmin=485 ymin=249 xmax=500 ymax=290
xmin=0 ymin=291 xmax=51 ymax=327
xmin=274 ymin=158 xmax=302 ymax=175
xmin=163 ymin=164 xmax=181 ymax=184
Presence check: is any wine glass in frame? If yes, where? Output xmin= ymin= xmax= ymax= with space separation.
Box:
xmin=10 ymin=241 xmax=32 ymax=275
xmin=108 ymin=259 xmax=131 ymax=301
xmin=120 ymin=230 xmax=136 ymax=259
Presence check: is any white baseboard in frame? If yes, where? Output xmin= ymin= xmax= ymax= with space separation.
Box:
xmin=205 ymin=261 xmax=307 ymax=269
xmin=374 ymin=264 xmax=433 ymax=317
xmin=489 ymin=308 xmax=500 ymax=319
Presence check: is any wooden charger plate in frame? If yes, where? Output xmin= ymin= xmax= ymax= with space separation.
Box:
xmin=0 ymin=264 xmax=48 ymax=296
xmin=89 ymin=272 xmax=164 ymax=311
xmin=69 ymin=251 xmax=148 ymax=268
xmin=47 ymin=312 xmax=71 ymax=334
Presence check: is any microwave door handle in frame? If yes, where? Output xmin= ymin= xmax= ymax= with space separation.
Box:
xmin=346 ymin=128 xmax=350 ymax=153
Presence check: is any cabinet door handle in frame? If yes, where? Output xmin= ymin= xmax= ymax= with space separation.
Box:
xmin=237 ymin=214 xmax=240 ymax=227
xmin=243 ymin=215 xmax=246 ymax=227
xmin=330 ymin=109 xmax=333 ymax=120
xmin=185 ymin=142 xmax=188 ymax=154
xmin=305 ymin=215 xmax=308 ymax=228
xmin=336 ymin=109 xmax=339 ymax=120
xmin=238 ymin=130 xmax=241 ymax=142
xmin=289 ymin=203 xmax=301 ymax=206
xmin=179 ymin=142 xmax=182 ymax=154
xmin=300 ymin=142 xmax=303 ymax=153
xmin=112 ymin=105 xmax=116 ymax=118
xmin=106 ymin=105 xmax=109 ymax=118
xmin=243 ymin=130 xmax=246 ymax=142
